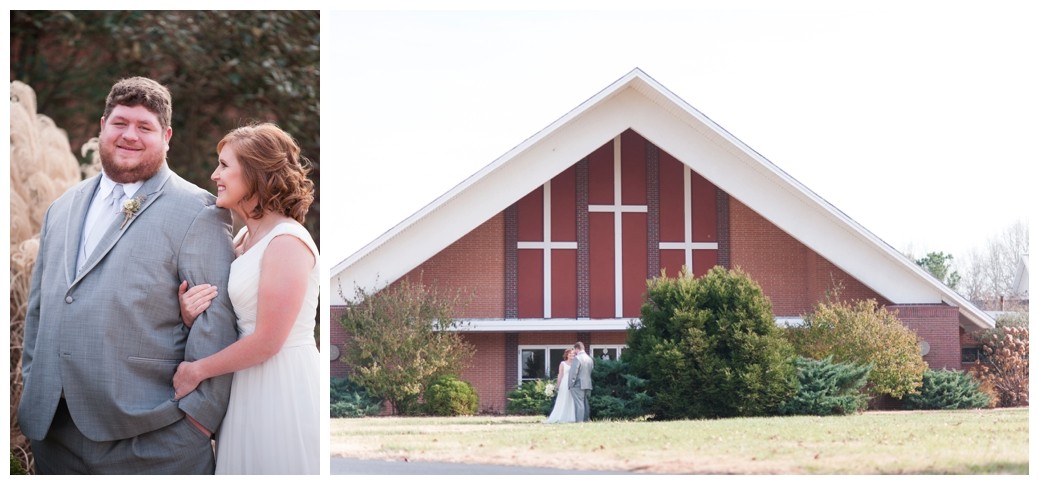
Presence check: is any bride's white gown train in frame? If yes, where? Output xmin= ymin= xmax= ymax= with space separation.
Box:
xmin=544 ymin=362 xmax=577 ymax=424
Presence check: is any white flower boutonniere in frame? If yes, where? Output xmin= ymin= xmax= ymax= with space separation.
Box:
xmin=120 ymin=196 xmax=145 ymax=229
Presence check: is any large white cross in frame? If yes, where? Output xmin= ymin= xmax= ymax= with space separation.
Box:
xmin=517 ymin=179 xmax=577 ymax=318
xmin=588 ymin=136 xmax=648 ymax=318
xmin=658 ymin=164 xmax=718 ymax=273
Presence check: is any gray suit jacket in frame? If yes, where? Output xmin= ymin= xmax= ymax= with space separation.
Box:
xmin=19 ymin=164 xmax=237 ymax=442
xmin=569 ymin=351 xmax=594 ymax=390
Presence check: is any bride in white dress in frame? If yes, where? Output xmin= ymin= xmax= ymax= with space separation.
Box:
xmin=173 ymin=123 xmax=319 ymax=474
xmin=544 ymin=348 xmax=577 ymax=424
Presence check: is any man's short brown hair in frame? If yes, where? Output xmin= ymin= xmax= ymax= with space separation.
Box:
xmin=104 ymin=77 xmax=172 ymax=130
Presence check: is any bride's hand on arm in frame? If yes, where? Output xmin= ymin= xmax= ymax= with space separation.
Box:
xmin=171 ymin=234 xmax=314 ymax=386
xmin=173 ymin=361 xmax=206 ymax=400
xmin=178 ymin=280 xmax=218 ymax=328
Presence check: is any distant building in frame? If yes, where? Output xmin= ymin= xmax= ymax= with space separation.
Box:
xmin=331 ymin=69 xmax=995 ymax=413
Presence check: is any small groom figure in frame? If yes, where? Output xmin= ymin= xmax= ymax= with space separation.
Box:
xmin=568 ymin=341 xmax=594 ymax=422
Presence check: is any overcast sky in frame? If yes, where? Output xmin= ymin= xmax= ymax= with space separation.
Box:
xmin=322 ymin=2 xmax=1035 ymax=270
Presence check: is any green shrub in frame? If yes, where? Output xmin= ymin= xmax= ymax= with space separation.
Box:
xmin=785 ymin=295 xmax=927 ymax=399
xmin=10 ymin=454 xmax=28 ymax=475
xmin=904 ymin=369 xmax=990 ymax=410
xmin=330 ymin=376 xmax=384 ymax=418
xmin=506 ymin=379 xmax=556 ymax=415
xmin=589 ymin=357 xmax=653 ymax=420
xmin=780 ymin=356 xmax=872 ymax=416
xmin=627 ymin=266 xmax=798 ymax=419
xmin=423 ymin=375 xmax=479 ymax=416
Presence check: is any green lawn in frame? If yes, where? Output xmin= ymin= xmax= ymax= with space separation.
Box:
xmin=331 ymin=408 xmax=1028 ymax=474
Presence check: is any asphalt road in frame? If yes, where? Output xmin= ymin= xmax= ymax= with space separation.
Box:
xmin=331 ymin=457 xmax=632 ymax=475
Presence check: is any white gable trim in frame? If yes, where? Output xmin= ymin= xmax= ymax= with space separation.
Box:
xmin=332 ymin=69 xmax=993 ymax=331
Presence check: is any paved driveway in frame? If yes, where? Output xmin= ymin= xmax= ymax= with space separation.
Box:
xmin=331 ymin=457 xmax=633 ymax=475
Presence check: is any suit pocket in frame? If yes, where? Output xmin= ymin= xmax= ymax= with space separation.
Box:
xmin=126 ymin=356 xmax=181 ymax=404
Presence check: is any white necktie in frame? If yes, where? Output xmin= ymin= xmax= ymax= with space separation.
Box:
xmin=80 ymin=184 xmax=125 ymax=272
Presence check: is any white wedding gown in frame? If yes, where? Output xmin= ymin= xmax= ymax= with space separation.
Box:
xmin=215 ymin=222 xmax=320 ymax=474
xmin=544 ymin=362 xmax=577 ymax=424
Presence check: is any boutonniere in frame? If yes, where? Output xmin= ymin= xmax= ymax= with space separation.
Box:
xmin=120 ymin=196 xmax=146 ymax=229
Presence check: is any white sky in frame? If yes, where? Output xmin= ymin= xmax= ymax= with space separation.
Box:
xmin=323 ymin=1 xmax=1035 ymax=270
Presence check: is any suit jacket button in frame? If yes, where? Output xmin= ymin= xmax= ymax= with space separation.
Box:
xmin=65 ymin=296 xmax=74 ymax=303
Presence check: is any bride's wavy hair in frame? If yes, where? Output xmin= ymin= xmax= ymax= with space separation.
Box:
xmin=217 ymin=122 xmax=314 ymax=223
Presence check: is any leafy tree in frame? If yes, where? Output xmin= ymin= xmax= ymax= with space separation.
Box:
xmin=915 ymin=252 xmax=961 ymax=289
xmin=589 ymin=357 xmax=653 ymax=420
xmin=785 ymin=296 xmax=927 ymax=399
xmin=627 ymin=267 xmax=798 ymax=420
xmin=904 ymin=369 xmax=990 ymax=410
xmin=971 ymin=317 xmax=1028 ymax=407
xmin=338 ymin=280 xmax=476 ymax=415
xmin=780 ymin=356 xmax=872 ymax=416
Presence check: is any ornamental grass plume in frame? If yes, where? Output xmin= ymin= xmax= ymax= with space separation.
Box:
xmin=9 ymin=80 xmax=85 ymax=473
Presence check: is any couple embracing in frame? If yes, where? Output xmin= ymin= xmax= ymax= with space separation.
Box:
xmin=544 ymin=341 xmax=594 ymax=424
xmin=18 ymin=77 xmax=319 ymax=474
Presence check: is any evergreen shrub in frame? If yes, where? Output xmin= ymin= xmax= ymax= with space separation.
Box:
xmin=780 ymin=356 xmax=872 ymax=416
xmin=423 ymin=375 xmax=479 ymax=416
xmin=904 ymin=369 xmax=990 ymax=410
xmin=589 ymin=357 xmax=653 ymax=420
xmin=506 ymin=379 xmax=555 ymax=416
xmin=627 ymin=267 xmax=798 ymax=419
xmin=330 ymin=376 xmax=384 ymax=418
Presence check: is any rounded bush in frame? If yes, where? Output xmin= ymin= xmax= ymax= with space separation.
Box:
xmin=628 ymin=266 xmax=798 ymax=419
xmin=424 ymin=375 xmax=479 ymax=416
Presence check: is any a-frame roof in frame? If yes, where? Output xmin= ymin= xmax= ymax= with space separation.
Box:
xmin=332 ymin=68 xmax=994 ymax=331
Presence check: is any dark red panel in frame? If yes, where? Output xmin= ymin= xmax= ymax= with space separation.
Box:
xmin=551 ymin=165 xmax=577 ymax=241
xmin=588 ymin=212 xmax=615 ymax=318
xmin=693 ymin=250 xmax=718 ymax=278
xmin=516 ymin=185 xmax=543 ymax=242
xmin=622 ymin=212 xmax=648 ymax=318
xmin=658 ymin=150 xmax=685 ymax=242
xmin=621 ymin=130 xmax=646 ymax=205
xmin=587 ymin=139 xmax=614 ymax=205
xmin=691 ymin=171 xmax=718 ymax=242
xmin=551 ymin=249 xmax=577 ymax=318
xmin=517 ymin=250 xmax=544 ymax=318
xmin=660 ymin=250 xmax=686 ymax=279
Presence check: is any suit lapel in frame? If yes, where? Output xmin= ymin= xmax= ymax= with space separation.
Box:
xmin=72 ymin=165 xmax=174 ymax=285
xmin=64 ymin=176 xmax=101 ymax=286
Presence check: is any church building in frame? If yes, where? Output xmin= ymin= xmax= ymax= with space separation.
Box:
xmin=330 ymin=69 xmax=993 ymax=413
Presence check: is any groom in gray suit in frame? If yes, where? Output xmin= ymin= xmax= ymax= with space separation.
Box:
xmin=18 ymin=77 xmax=237 ymax=474
xmin=568 ymin=341 xmax=594 ymax=422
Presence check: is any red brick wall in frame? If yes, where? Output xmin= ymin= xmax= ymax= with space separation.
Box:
xmin=329 ymin=306 xmax=350 ymax=378
xmin=458 ymin=333 xmax=508 ymax=413
xmin=887 ymin=304 xmax=962 ymax=370
xmin=728 ymin=198 xmax=889 ymax=316
xmin=397 ymin=213 xmax=506 ymax=318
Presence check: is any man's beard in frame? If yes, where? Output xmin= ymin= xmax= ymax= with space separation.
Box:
xmin=99 ymin=143 xmax=165 ymax=184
